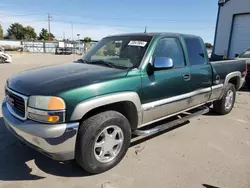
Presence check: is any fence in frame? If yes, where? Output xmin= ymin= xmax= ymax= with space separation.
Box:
xmin=0 ymin=39 xmax=98 ymax=54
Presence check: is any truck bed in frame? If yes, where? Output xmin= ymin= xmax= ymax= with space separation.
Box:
xmin=210 ymin=59 xmax=246 ymax=86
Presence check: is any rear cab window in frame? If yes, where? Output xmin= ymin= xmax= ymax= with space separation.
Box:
xmin=184 ymin=37 xmax=207 ymax=66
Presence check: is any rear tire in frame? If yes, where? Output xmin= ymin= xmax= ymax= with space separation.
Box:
xmin=75 ymin=111 xmax=131 ymax=174
xmin=213 ymin=83 xmax=236 ymax=115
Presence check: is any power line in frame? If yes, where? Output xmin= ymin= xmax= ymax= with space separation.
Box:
xmin=0 ymin=13 xmax=45 ymax=17
xmin=52 ymin=19 xmax=144 ymax=29
xmin=0 ymin=12 xmax=215 ymax=23
xmin=52 ymin=19 xmax=215 ymax=29
xmin=51 ymin=13 xmax=215 ymax=23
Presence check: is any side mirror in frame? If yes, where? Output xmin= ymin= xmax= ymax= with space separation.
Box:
xmin=153 ymin=57 xmax=174 ymax=69
xmin=235 ymin=53 xmax=239 ymax=58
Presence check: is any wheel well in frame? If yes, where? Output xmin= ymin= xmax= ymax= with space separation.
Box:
xmin=80 ymin=101 xmax=138 ymax=130
xmin=228 ymin=76 xmax=240 ymax=90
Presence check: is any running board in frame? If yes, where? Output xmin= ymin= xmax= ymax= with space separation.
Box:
xmin=133 ymin=106 xmax=210 ymax=136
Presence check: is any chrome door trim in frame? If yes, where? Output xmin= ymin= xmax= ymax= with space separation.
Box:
xmin=142 ymin=87 xmax=211 ymax=111
xmin=211 ymin=84 xmax=223 ymax=90
xmin=142 ymin=92 xmax=190 ymax=111
xmin=141 ymin=87 xmax=212 ymax=126
xmin=139 ymin=103 xmax=207 ymax=128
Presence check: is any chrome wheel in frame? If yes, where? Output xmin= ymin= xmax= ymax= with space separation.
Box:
xmin=94 ymin=125 xmax=124 ymax=163
xmin=225 ymin=90 xmax=234 ymax=110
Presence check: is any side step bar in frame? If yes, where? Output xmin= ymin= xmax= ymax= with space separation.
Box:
xmin=133 ymin=106 xmax=210 ymax=136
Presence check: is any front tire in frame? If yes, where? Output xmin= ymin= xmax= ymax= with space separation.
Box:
xmin=75 ymin=111 xmax=131 ymax=174
xmin=213 ymin=83 xmax=236 ymax=115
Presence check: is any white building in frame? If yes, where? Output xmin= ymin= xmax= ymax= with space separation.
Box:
xmin=213 ymin=0 xmax=250 ymax=58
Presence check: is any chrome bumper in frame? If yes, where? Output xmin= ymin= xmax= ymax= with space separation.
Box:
xmin=2 ymin=100 xmax=79 ymax=161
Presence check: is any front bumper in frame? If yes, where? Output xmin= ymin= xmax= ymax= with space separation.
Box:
xmin=2 ymin=100 xmax=79 ymax=161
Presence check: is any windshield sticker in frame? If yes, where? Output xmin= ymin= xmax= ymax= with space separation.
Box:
xmin=128 ymin=41 xmax=147 ymax=47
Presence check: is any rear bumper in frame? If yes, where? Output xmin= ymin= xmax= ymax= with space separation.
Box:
xmin=2 ymin=100 xmax=79 ymax=161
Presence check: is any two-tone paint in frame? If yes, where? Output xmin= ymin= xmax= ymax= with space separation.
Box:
xmin=2 ymin=32 xmax=247 ymax=161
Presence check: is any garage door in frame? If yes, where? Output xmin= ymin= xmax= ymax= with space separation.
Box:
xmin=229 ymin=14 xmax=250 ymax=58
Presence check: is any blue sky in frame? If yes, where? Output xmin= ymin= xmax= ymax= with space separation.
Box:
xmin=0 ymin=0 xmax=218 ymax=42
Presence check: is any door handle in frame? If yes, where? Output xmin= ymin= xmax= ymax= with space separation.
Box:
xmin=183 ymin=74 xmax=190 ymax=81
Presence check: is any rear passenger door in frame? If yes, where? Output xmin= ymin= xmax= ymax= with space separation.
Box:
xmin=184 ymin=37 xmax=212 ymax=107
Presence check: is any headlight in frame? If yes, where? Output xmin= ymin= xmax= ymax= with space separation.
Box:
xmin=28 ymin=96 xmax=66 ymax=123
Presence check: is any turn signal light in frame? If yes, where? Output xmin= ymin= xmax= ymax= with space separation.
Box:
xmin=47 ymin=115 xmax=60 ymax=123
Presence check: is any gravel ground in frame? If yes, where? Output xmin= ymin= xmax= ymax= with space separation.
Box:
xmin=0 ymin=54 xmax=250 ymax=188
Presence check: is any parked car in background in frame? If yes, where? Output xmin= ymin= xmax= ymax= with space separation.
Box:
xmin=0 ymin=46 xmax=12 ymax=63
xmin=236 ymin=48 xmax=250 ymax=89
xmin=55 ymin=47 xmax=72 ymax=55
xmin=2 ymin=32 xmax=247 ymax=174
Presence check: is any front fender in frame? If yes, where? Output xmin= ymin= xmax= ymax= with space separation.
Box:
xmin=70 ymin=92 xmax=142 ymax=126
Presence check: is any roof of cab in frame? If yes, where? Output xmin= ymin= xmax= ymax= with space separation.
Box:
xmin=104 ymin=32 xmax=200 ymax=39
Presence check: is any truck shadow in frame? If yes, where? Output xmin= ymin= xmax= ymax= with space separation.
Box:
xmin=0 ymin=117 xmax=90 ymax=181
xmin=202 ymin=184 xmax=220 ymax=188
xmin=0 ymin=116 xmax=189 ymax=181
xmin=239 ymin=87 xmax=250 ymax=92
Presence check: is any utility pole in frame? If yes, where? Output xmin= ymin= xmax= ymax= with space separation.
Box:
xmin=144 ymin=26 xmax=147 ymax=33
xmin=48 ymin=13 xmax=52 ymax=41
xmin=71 ymin=22 xmax=74 ymax=42
xmin=71 ymin=22 xmax=75 ymax=60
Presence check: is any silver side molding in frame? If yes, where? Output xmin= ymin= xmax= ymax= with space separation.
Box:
xmin=139 ymin=103 xmax=207 ymax=128
xmin=142 ymin=87 xmax=211 ymax=112
xmin=134 ymin=106 xmax=210 ymax=136
xmin=142 ymin=92 xmax=190 ymax=111
xmin=70 ymin=92 xmax=142 ymax=124
xmin=224 ymin=71 xmax=241 ymax=90
xmin=210 ymin=84 xmax=223 ymax=100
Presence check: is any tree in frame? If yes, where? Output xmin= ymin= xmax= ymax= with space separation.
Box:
xmin=205 ymin=43 xmax=213 ymax=49
xmin=38 ymin=28 xmax=55 ymax=41
xmin=23 ymin=26 xmax=37 ymax=40
xmin=83 ymin=37 xmax=91 ymax=43
xmin=0 ymin=24 xmax=3 ymax=39
xmin=83 ymin=37 xmax=92 ymax=53
xmin=7 ymin=23 xmax=24 ymax=40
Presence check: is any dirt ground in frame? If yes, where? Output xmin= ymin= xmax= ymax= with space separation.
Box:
xmin=0 ymin=54 xmax=250 ymax=188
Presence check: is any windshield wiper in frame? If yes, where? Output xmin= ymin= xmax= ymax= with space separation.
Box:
xmin=74 ymin=59 xmax=89 ymax=64
xmin=90 ymin=60 xmax=118 ymax=69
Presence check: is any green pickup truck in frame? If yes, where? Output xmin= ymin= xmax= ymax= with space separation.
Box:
xmin=2 ymin=32 xmax=247 ymax=174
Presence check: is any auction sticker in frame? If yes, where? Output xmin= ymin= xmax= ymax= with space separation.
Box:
xmin=128 ymin=41 xmax=147 ymax=47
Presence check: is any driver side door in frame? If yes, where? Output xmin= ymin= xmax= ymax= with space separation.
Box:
xmin=140 ymin=37 xmax=191 ymax=125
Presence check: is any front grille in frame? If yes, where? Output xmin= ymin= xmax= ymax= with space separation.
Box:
xmin=5 ymin=88 xmax=27 ymax=120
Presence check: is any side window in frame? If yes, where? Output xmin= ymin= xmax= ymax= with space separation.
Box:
xmin=153 ymin=38 xmax=185 ymax=67
xmin=184 ymin=38 xmax=206 ymax=65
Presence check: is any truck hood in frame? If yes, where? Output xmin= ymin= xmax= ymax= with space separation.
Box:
xmin=7 ymin=63 xmax=128 ymax=96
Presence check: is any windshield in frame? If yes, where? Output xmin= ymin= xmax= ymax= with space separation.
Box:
xmin=78 ymin=35 xmax=152 ymax=69
xmin=239 ymin=48 xmax=250 ymax=58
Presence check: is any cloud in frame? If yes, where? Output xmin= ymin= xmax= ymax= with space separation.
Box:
xmin=0 ymin=11 xmax=127 ymax=40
